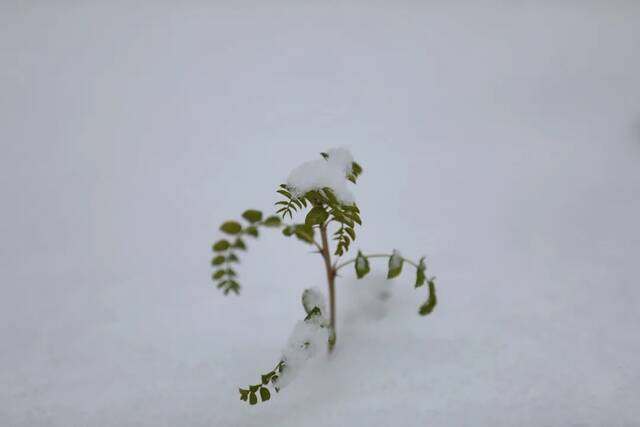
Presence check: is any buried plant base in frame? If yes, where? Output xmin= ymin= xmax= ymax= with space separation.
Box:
xmin=210 ymin=148 xmax=438 ymax=404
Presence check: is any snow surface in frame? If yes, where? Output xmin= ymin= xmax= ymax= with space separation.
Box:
xmin=2 ymin=2 xmax=640 ymax=426
xmin=286 ymin=147 xmax=355 ymax=204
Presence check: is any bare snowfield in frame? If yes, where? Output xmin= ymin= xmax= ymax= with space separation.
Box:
xmin=1 ymin=2 xmax=640 ymax=426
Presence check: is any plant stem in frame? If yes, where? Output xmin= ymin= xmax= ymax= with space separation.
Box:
xmin=319 ymin=223 xmax=337 ymax=351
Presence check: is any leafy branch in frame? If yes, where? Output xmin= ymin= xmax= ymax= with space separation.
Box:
xmin=336 ymin=251 xmax=438 ymax=316
xmin=239 ymin=289 xmax=328 ymax=405
xmin=211 ymin=209 xmax=282 ymax=294
xmin=239 ymin=362 xmax=284 ymax=405
xmin=275 ymin=152 xmax=363 ymax=256
xmin=275 ymin=184 xmax=308 ymax=219
xmin=276 ymin=185 xmax=362 ymax=257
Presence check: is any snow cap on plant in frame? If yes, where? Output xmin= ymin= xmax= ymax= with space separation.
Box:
xmin=286 ymin=147 xmax=357 ymax=204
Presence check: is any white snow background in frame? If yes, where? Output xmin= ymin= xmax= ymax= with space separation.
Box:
xmin=1 ymin=2 xmax=640 ymax=426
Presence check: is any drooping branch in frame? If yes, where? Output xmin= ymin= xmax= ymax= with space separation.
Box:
xmin=335 ymin=251 xmax=438 ymax=317
xmin=211 ymin=210 xmax=283 ymax=294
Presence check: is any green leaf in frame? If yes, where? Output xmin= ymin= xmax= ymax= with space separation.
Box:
xmin=294 ymin=224 xmax=315 ymax=244
xmin=263 ymin=216 xmax=282 ymax=227
xmin=212 ymin=269 xmax=225 ymax=280
xmin=212 ymin=239 xmax=230 ymax=252
xmin=352 ymin=161 xmax=363 ymax=176
xmin=277 ymin=189 xmax=292 ymax=198
xmin=305 ymin=207 xmax=329 ymax=226
xmin=304 ymin=190 xmax=323 ymax=205
xmin=211 ymin=255 xmax=226 ymax=266
xmin=387 ymin=266 xmax=402 ymax=279
xmin=348 ymin=166 xmax=360 ymax=182
xmin=232 ymin=238 xmax=246 ymax=250
xmin=227 ymin=253 xmax=239 ymax=263
xmin=261 ymin=373 xmax=271 ymax=385
xmin=259 ymin=387 xmax=271 ymax=402
xmin=415 ymin=269 xmax=426 ymax=287
xmin=282 ymin=226 xmax=295 ymax=237
xmin=419 ymin=278 xmax=437 ymax=316
xmin=344 ymin=210 xmax=362 ymax=225
xmin=345 ymin=227 xmax=356 ymax=241
xmin=320 ymin=152 xmax=329 ymax=159
xmin=220 ymin=221 xmax=242 ymax=235
xmin=322 ymin=187 xmax=338 ymax=205
xmin=245 ymin=226 xmax=259 ymax=237
xmin=355 ymin=251 xmax=370 ymax=279
xmin=249 ymin=392 xmax=257 ymax=405
xmin=239 ymin=388 xmax=249 ymax=401
xmin=387 ymin=252 xmax=404 ymax=279
xmin=242 ymin=209 xmax=263 ymax=223
xmin=415 ymin=257 xmax=426 ymax=288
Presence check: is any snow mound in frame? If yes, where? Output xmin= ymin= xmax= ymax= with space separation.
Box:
xmin=275 ymin=290 xmax=330 ymax=389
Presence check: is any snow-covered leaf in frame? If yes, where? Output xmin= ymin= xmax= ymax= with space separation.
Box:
xmin=387 ymin=250 xmax=404 ymax=279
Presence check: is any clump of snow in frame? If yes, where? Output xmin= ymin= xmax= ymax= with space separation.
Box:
xmin=302 ymin=287 xmax=327 ymax=317
xmin=274 ymin=289 xmax=329 ymax=389
xmin=286 ymin=148 xmax=356 ymax=204
xmin=389 ymin=250 xmax=403 ymax=269
xmin=325 ymin=148 xmax=354 ymax=174
xmin=274 ymin=320 xmax=329 ymax=389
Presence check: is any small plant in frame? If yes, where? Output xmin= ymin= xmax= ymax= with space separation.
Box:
xmin=211 ymin=148 xmax=438 ymax=404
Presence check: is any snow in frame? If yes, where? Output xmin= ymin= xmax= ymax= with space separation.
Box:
xmin=302 ymin=288 xmax=327 ymax=318
xmin=286 ymin=148 xmax=355 ymax=204
xmin=324 ymin=147 xmax=354 ymax=175
xmin=2 ymin=2 xmax=640 ymax=427
xmin=275 ymin=314 xmax=329 ymax=390
xmin=275 ymin=289 xmax=328 ymax=390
